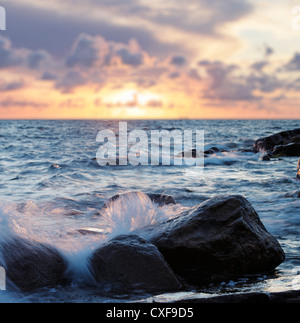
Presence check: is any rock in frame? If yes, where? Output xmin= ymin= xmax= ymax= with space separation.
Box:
xmin=253 ymin=128 xmax=300 ymax=152
xmin=284 ymin=190 xmax=300 ymax=198
xmin=176 ymin=290 xmax=300 ymax=304
xmin=271 ymin=143 xmax=300 ymax=157
xmin=204 ymin=147 xmax=221 ymax=155
xmin=89 ymin=235 xmax=182 ymax=293
xmin=0 ymin=237 xmax=66 ymax=291
xmin=177 ymin=292 xmax=270 ymax=304
xmin=178 ymin=149 xmax=198 ymax=158
xmin=290 ymin=134 xmax=300 ymax=144
xmin=297 ymin=158 xmax=300 ymax=179
xmin=135 ymin=195 xmax=285 ymax=285
xmin=103 ymin=192 xmax=176 ymax=209
xmin=260 ymin=153 xmax=272 ymax=161
xmin=147 ymin=194 xmax=176 ymax=207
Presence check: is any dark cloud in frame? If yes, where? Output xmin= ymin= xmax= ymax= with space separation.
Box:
xmin=170 ymin=56 xmax=186 ymax=66
xmin=246 ymin=74 xmax=282 ymax=93
xmin=0 ymin=80 xmax=25 ymax=92
xmin=27 ymin=50 xmax=50 ymax=69
xmin=265 ymin=46 xmax=274 ymax=57
xmin=251 ymin=61 xmax=268 ymax=72
xmin=201 ymin=62 xmax=258 ymax=101
xmin=116 ymin=48 xmax=144 ymax=66
xmin=41 ymin=72 xmax=57 ymax=81
xmin=168 ymin=72 xmax=180 ymax=79
xmin=4 ymin=2 xmax=181 ymax=59
xmin=188 ymin=69 xmax=202 ymax=81
xmin=285 ymin=53 xmax=300 ymax=71
xmin=0 ymin=36 xmax=22 ymax=68
xmin=0 ymin=98 xmax=48 ymax=108
xmin=55 ymin=71 xmax=87 ymax=92
xmin=66 ymin=34 xmax=99 ymax=68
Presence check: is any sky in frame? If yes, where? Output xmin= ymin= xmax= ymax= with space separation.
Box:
xmin=0 ymin=0 xmax=300 ymax=119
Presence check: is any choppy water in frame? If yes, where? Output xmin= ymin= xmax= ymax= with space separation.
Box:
xmin=0 ymin=119 xmax=300 ymax=303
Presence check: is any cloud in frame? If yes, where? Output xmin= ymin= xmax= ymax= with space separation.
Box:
xmin=41 ymin=72 xmax=57 ymax=81
xmin=265 ymin=46 xmax=274 ymax=57
xmin=116 ymin=48 xmax=144 ymax=66
xmin=170 ymin=56 xmax=186 ymax=66
xmin=201 ymin=61 xmax=258 ymax=101
xmin=251 ymin=61 xmax=268 ymax=72
xmin=285 ymin=53 xmax=300 ymax=71
xmin=145 ymin=99 xmax=163 ymax=108
xmin=0 ymin=79 xmax=26 ymax=92
xmin=55 ymin=71 xmax=87 ymax=93
xmin=27 ymin=50 xmax=50 ymax=69
xmin=66 ymin=34 xmax=101 ymax=68
xmin=0 ymin=98 xmax=48 ymax=109
xmin=0 ymin=36 xmax=22 ymax=68
xmin=0 ymin=35 xmax=52 ymax=71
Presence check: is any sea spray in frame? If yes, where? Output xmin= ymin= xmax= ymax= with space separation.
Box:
xmin=0 ymin=194 xmax=187 ymax=296
xmin=101 ymin=192 xmax=181 ymax=239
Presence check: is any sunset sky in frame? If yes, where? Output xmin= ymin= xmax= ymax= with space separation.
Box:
xmin=1 ymin=0 xmax=300 ymax=119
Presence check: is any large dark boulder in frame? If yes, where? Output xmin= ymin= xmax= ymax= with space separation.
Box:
xmin=253 ymin=128 xmax=300 ymax=152
xmin=89 ymin=235 xmax=182 ymax=293
xmin=272 ymin=143 xmax=300 ymax=157
xmin=0 ymin=237 xmax=67 ymax=291
xmin=135 ymin=195 xmax=285 ymax=284
xmin=103 ymin=192 xmax=176 ymax=209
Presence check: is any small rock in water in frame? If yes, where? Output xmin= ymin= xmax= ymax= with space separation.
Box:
xmin=103 ymin=192 xmax=176 ymax=209
xmin=260 ymin=153 xmax=272 ymax=161
xmin=90 ymin=235 xmax=182 ymax=293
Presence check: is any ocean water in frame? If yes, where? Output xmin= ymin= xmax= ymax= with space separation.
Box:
xmin=0 ymin=119 xmax=300 ymax=303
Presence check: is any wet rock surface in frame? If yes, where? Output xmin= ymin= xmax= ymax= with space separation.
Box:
xmin=103 ymin=192 xmax=176 ymax=209
xmin=90 ymin=235 xmax=182 ymax=293
xmin=135 ymin=195 xmax=285 ymax=285
xmin=253 ymin=128 xmax=300 ymax=152
xmin=176 ymin=290 xmax=300 ymax=303
xmin=0 ymin=237 xmax=66 ymax=292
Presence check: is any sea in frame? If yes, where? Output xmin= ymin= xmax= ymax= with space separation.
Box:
xmin=0 ymin=119 xmax=300 ymax=303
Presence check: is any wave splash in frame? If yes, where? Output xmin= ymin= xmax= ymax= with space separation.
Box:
xmin=0 ymin=192 xmax=186 ymax=299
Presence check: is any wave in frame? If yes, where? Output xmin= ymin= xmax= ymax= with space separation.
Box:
xmin=0 ymin=192 xmax=188 ymax=300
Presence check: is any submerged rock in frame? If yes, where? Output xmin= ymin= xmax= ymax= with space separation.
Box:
xmin=103 ymin=192 xmax=176 ymax=209
xmin=90 ymin=235 xmax=182 ymax=293
xmin=0 ymin=237 xmax=66 ymax=291
xmin=135 ymin=195 xmax=285 ymax=284
xmin=253 ymin=128 xmax=300 ymax=152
